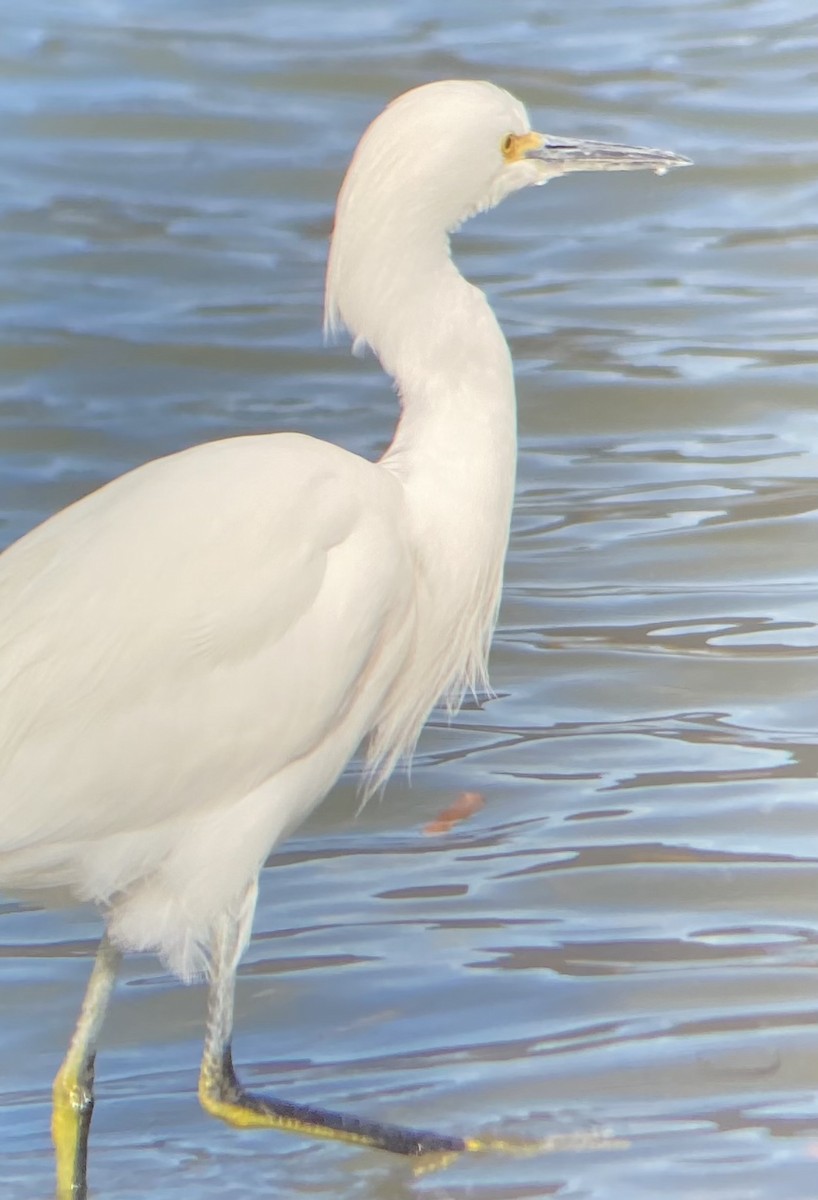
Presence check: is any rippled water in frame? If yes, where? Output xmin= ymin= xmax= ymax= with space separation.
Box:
xmin=3 ymin=2 xmax=818 ymax=1197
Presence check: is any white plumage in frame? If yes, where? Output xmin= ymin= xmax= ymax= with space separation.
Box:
xmin=1 ymin=436 xmax=414 ymax=969
xmin=0 ymin=83 xmax=687 ymax=1193
xmin=1 ymin=84 xmax=535 ymax=978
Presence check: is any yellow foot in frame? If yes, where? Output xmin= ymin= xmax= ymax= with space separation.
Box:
xmin=52 ymin=1059 xmax=94 ymax=1200
xmin=200 ymin=1075 xmax=466 ymax=1155
xmin=410 ymin=1127 xmax=629 ymax=1176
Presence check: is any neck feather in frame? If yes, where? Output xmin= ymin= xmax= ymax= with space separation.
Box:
xmin=354 ymin=250 xmax=518 ymax=784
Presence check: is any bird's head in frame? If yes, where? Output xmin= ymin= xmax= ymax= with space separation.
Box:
xmin=325 ymin=80 xmax=688 ymax=349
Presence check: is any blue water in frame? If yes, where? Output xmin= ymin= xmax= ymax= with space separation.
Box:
xmin=3 ymin=2 xmax=818 ymax=1197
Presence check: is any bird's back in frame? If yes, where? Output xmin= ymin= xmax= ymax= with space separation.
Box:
xmin=0 ymin=431 xmax=416 ymax=970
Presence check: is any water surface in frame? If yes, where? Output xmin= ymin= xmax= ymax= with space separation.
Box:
xmin=2 ymin=2 xmax=818 ymax=1197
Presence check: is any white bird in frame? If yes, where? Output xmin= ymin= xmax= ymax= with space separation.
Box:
xmin=0 ymin=80 xmax=687 ymax=1197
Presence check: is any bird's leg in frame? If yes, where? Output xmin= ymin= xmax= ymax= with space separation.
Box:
xmin=52 ymin=933 xmax=122 ymax=1200
xmin=198 ymin=912 xmax=467 ymax=1157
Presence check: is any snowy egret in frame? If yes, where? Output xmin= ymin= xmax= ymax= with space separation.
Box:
xmin=0 ymin=80 xmax=688 ymax=1196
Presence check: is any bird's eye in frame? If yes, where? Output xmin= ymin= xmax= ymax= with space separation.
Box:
xmin=501 ymin=133 xmax=516 ymax=159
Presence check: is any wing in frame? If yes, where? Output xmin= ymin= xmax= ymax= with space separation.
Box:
xmin=0 ymin=433 xmax=414 ymax=873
